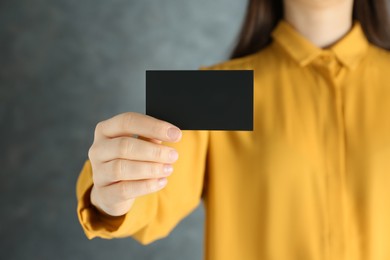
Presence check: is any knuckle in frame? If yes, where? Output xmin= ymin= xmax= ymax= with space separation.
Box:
xmin=118 ymin=182 xmax=130 ymax=200
xmin=91 ymin=171 xmax=100 ymax=186
xmin=95 ymin=121 xmax=104 ymax=136
xmin=91 ymin=167 xmax=105 ymax=187
xmin=122 ymin=112 xmax=135 ymax=132
xmin=112 ymin=160 xmax=125 ymax=182
xmin=152 ymin=146 xmax=163 ymax=160
xmin=119 ymin=138 xmax=132 ymax=158
xmin=88 ymin=145 xmax=97 ymax=160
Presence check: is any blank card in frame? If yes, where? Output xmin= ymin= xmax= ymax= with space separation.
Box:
xmin=146 ymin=70 xmax=253 ymax=131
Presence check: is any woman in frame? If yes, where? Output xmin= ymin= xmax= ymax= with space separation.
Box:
xmin=76 ymin=0 xmax=390 ymax=259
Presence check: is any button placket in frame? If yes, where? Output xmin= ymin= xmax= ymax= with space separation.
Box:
xmin=313 ymin=51 xmax=349 ymax=259
xmin=331 ymin=85 xmax=348 ymax=260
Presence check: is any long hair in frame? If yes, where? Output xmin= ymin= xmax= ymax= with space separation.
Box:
xmin=230 ymin=0 xmax=390 ymax=59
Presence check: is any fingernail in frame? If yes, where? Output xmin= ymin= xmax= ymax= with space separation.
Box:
xmin=158 ymin=177 xmax=167 ymax=187
xmin=167 ymin=127 xmax=181 ymax=141
xmin=163 ymin=165 xmax=173 ymax=174
xmin=169 ymin=150 xmax=179 ymax=161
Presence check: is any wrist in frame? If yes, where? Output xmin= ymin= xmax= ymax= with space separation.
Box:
xmin=90 ymin=185 xmax=116 ymax=218
xmin=90 ymin=185 xmax=135 ymax=218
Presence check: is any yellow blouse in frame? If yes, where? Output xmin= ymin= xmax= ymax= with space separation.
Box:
xmin=76 ymin=20 xmax=390 ymax=260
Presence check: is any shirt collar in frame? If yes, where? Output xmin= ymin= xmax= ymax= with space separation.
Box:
xmin=271 ymin=19 xmax=369 ymax=69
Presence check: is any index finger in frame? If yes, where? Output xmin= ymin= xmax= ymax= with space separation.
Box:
xmin=95 ymin=112 xmax=182 ymax=142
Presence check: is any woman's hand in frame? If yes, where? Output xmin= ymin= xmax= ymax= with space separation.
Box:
xmin=88 ymin=112 xmax=182 ymax=217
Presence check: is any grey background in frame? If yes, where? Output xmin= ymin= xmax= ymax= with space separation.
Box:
xmin=0 ymin=0 xmax=247 ymax=259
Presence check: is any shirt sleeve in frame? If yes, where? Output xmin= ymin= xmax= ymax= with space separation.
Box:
xmin=76 ymin=129 xmax=209 ymax=244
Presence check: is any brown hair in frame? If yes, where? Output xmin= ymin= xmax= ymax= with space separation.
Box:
xmin=230 ymin=0 xmax=390 ymax=59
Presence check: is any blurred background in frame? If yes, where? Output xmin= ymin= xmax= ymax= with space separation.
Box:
xmin=0 ymin=0 xmax=247 ymax=259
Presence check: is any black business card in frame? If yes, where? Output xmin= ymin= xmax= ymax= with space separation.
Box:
xmin=146 ymin=70 xmax=253 ymax=130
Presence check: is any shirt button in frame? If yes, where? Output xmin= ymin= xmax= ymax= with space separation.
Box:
xmin=320 ymin=51 xmax=334 ymax=61
xmin=321 ymin=55 xmax=332 ymax=62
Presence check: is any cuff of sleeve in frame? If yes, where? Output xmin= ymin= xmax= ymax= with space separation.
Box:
xmin=76 ymin=160 xmax=158 ymax=240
